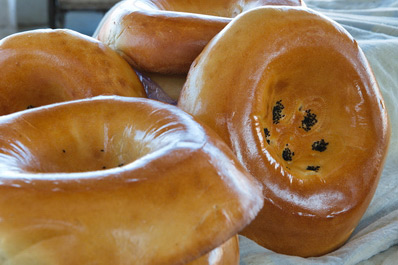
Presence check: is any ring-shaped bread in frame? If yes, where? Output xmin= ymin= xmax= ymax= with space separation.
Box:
xmin=0 ymin=29 xmax=239 ymax=263
xmin=0 ymin=96 xmax=262 ymax=265
xmin=95 ymin=0 xmax=304 ymax=74
xmin=0 ymin=29 xmax=146 ymax=115
xmin=178 ymin=7 xmax=390 ymax=257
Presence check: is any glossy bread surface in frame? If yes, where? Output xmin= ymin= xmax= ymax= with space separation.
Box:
xmin=0 ymin=29 xmax=146 ymax=115
xmin=190 ymin=236 xmax=239 ymax=265
xmin=95 ymin=0 xmax=303 ymax=74
xmin=0 ymin=96 xmax=262 ymax=264
xmin=178 ymin=7 xmax=390 ymax=257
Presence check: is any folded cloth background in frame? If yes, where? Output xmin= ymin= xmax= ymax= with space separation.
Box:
xmin=239 ymin=0 xmax=398 ymax=264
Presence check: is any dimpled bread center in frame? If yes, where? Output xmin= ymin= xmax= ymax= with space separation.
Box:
xmin=8 ymin=121 xmax=149 ymax=174
xmin=259 ymin=46 xmax=376 ymax=180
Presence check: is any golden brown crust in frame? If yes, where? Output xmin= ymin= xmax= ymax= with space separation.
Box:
xmin=0 ymin=96 xmax=262 ymax=265
xmin=189 ymin=236 xmax=239 ymax=265
xmin=95 ymin=0 xmax=304 ymax=74
xmin=178 ymin=7 xmax=390 ymax=257
xmin=0 ymin=29 xmax=146 ymax=115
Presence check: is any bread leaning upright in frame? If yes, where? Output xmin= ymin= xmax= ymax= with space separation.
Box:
xmin=178 ymin=6 xmax=390 ymax=257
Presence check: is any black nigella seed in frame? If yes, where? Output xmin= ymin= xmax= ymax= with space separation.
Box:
xmin=312 ymin=139 xmax=329 ymax=152
xmin=272 ymin=100 xmax=285 ymax=124
xmin=26 ymin=105 xmax=35 ymax=109
xmin=264 ymin=128 xmax=271 ymax=144
xmin=307 ymin=165 xmax=320 ymax=172
xmin=282 ymin=146 xmax=294 ymax=161
xmin=300 ymin=109 xmax=317 ymax=131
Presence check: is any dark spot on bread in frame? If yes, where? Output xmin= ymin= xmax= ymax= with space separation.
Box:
xmin=300 ymin=109 xmax=317 ymax=131
xmin=312 ymin=139 xmax=329 ymax=152
xmin=273 ymin=100 xmax=285 ymax=124
xmin=282 ymin=145 xmax=294 ymax=161
xmin=264 ymin=128 xmax=271 ymax=144
xmin=307 ymin=165 xmax=320 ymax=172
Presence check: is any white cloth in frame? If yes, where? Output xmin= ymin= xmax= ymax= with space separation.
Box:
xmin=239 ymin=0 xmax=398 ymax=264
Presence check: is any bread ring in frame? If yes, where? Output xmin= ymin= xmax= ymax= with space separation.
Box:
xmin=105 ymin=70 xmax=240 ymax=265
xmin=0 ymin=29 xmax=239 ymax=264
xmin=0 ymin=96 xmax=262 ymax=264
xmin=178 ymin=7 xmax=390 ymax=257
xmin=0 ymin=29 xmax=146 ymax=115
xmin=95 ymin=0 xmax=304 ymax=74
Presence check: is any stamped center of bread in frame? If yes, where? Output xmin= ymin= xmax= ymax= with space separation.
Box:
xmin=3 ymin=122 xmax=151 ymax=174
xmin=259 ymin=46 xmax=376 ymax=180
xmin=49 ymin=127 xmax=144 ymax=173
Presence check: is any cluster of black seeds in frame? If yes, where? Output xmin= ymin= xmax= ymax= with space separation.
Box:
xmin=300 ymin=109 xmax=317 ymax=131
xmin=264 ymin=128 xmax=271 ymax=144
xmin=272 ymin=100 xmax=285 ymax=124
xmin=306 ymin=166 xmax=320 ymax=172
xmin=282 ymin=145 xmax=294 ymax=161
xmin=312 ymin=139 xmax=329 ymax=152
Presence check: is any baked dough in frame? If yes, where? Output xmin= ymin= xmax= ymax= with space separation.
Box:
xmin=191 ymin=236 xmax=239 ymax=265
xmin=0 ymin=96 xmax=262 ymax=264
xmin=178 ymin=6 xmax=390 ymax=257
xmin=0 ymin=29 xmax=146 ymax=115
xmin=95 ymin=0 xmax=304 ymax=74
